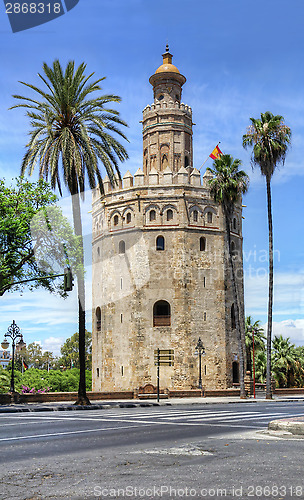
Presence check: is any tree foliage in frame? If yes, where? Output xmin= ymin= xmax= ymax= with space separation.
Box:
xmin=0 ymin=367 xmax=10 ymax=394
xmin=60 ymin=331 xmax=92 ymax=370
xmin=272 ymin=335 xmax=298 ymax=388
xmin=0 ymin=177 xmax=79 ymax=296
xmin=245 ymin=316 xmax=266 ymax=375
xmin=11 ymin=59 xmax=129 ymax=404
xmin=13 ymin=368 xmax=92 ymax=393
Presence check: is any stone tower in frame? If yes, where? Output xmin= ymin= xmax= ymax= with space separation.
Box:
xmin=92 ymin=48 xmax=244 ymax=393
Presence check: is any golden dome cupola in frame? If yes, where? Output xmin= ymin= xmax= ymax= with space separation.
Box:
xmin=149 ymin=45 xmax=186 ymax=103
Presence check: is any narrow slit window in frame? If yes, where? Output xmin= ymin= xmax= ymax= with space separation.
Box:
xmin=231 ymin=303 xmax=236 ymax=329
xmin=96 ymin=307 xmax=101 ymax=331
xmin=200 ymin=237 xmax=206 ymax=251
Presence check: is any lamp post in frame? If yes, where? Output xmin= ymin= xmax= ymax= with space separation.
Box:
xmin=194 ymin=337 xmax=205 ymax=391
xmin=1 ymin=321 xmax=25 ymax=393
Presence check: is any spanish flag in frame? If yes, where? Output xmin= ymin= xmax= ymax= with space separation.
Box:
xmin=209 ymin=145 xmax=223 ymax=160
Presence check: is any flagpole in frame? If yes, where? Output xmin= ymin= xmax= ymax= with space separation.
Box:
xmin=198 ymin=142 xmax=221 ymax=171
xmin=22 ymin=356 xmax=24 ymax=374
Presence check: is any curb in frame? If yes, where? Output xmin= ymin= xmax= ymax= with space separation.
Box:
xmin=268 ymin=418 xmax=304 ymax=436
xmin=0 ymin=396 xmax=303 ymax=415
xmin=0 ymin=401 xmax=164 ymax=414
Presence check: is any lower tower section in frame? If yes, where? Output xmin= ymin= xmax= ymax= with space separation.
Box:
xmin=92 ymin=169 xmax=244 ymax=393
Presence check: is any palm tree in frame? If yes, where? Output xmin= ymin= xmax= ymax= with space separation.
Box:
xmin=243 ymin=112 xmax=291 ymax=398
xmin=245 ymin=316 xmax=266 ymax=376
xmin=272 ymin=335 xmax=297 ymax=388
xmin=255 ymin=351 xmax=267 ymax=384
xmin=207 ymin=154 xmax=249 ymax=398
xmin=293 ymin=346 xmax=304 ymax=387
xmin=10 ymin=60 xmax=128 ymax=404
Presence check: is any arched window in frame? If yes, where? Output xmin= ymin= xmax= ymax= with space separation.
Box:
xmin=200 ymin=237 xmax=206 ymax=251
xmin=231 ymin=303 xmax=236 ymax=330
xmin=156 ymin=235 xmax=165 ymax=251
xmin=114 ymin=214 xmax=119 ymax=226
xmin=126 ymin=212 xmax=132 ymax=224
xmin=185 ymin=155 xmax=189 ymax=168
xmin=119 ymin=240 xmax=125 ymax=254
xmin=96 ymin=307 xmax=101 ymax=331
xmin=167 ymin=209 xmax=173 ymax=221
xmin=193 ymin=210 xmax=198 ymax=222
xmin=232 ymin=361 xmax=239 ymax=383
xmin=207 ymin=212 xmax=213 ymax=223
xmin=150 ymin=209 xmax=156 ymax=222
xmin=153 ymin=300 xmax=171 ymax=327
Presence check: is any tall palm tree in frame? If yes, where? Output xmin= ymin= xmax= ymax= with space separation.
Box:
xmin=242 ymin=112 xmax=291 ymax=398
xmin=245 ymin=316 xmax=266 ymax=375
xmin=207 ymin=154 xmax=249 ymax=398
xmin=10 ymin=60 xmax=128 ymax=404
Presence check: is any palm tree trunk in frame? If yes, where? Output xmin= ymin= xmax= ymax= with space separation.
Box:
xmin=71 ymin=191 xmax=90 ymax=405
xmin=224 ymin=210 xmax=247 ymax=398
xmin=266 ymin=175 xmax=273 ymax=399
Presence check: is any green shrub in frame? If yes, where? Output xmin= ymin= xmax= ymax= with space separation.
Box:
xmin=0 ymin=368 xmax=10 ymax=393
xmin=14 ymin=367 xmax=92 ymax=393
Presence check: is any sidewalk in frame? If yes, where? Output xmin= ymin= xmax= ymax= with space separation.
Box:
xmin=1 ymin=394 xmax=304 ymax=414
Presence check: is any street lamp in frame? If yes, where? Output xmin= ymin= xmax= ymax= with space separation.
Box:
xmin=194 ymin=337 xmax=205 ymax=391
xmin=1 ymin=321 xmax=25 ymax=393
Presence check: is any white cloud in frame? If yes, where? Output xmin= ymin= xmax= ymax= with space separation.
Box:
xmin=42 ymin=336 xmax=64 ymax=356
xmin=262 ymin=320 xmax=304 ymax=347
xmin=245 ymin=271 xmax=304 ymax=317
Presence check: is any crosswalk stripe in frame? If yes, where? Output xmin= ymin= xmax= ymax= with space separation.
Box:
xmin=101 ymin=409 xmax=236 ymax=419
xmin=159 ymin=410 xmax=264 ymax=420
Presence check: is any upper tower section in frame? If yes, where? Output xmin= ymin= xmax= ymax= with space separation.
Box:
xmin=142 ymin=46 xmax=193 ymax=177
xmin=149 ymin=44 xmax=186 ymax=104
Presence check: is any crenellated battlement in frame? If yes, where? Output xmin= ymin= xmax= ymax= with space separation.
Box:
xmin=142 ymin=101 xmax=192 ymax=118
xmin=92 ymin=168 xmax=214 ymax=201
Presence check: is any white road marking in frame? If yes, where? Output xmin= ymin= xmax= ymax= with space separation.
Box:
xmin=0 ymin=423 xmax=152 ymax=442
xmin=0 ymin=419 xmax=264 ymax=442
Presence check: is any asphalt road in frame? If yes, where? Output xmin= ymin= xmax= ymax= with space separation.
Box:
xmin=1 ymin=401 xmax=304 ymax=500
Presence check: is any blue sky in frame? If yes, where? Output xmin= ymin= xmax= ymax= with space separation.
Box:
xmin=0 ymin=0 xmax=303 ymax=355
